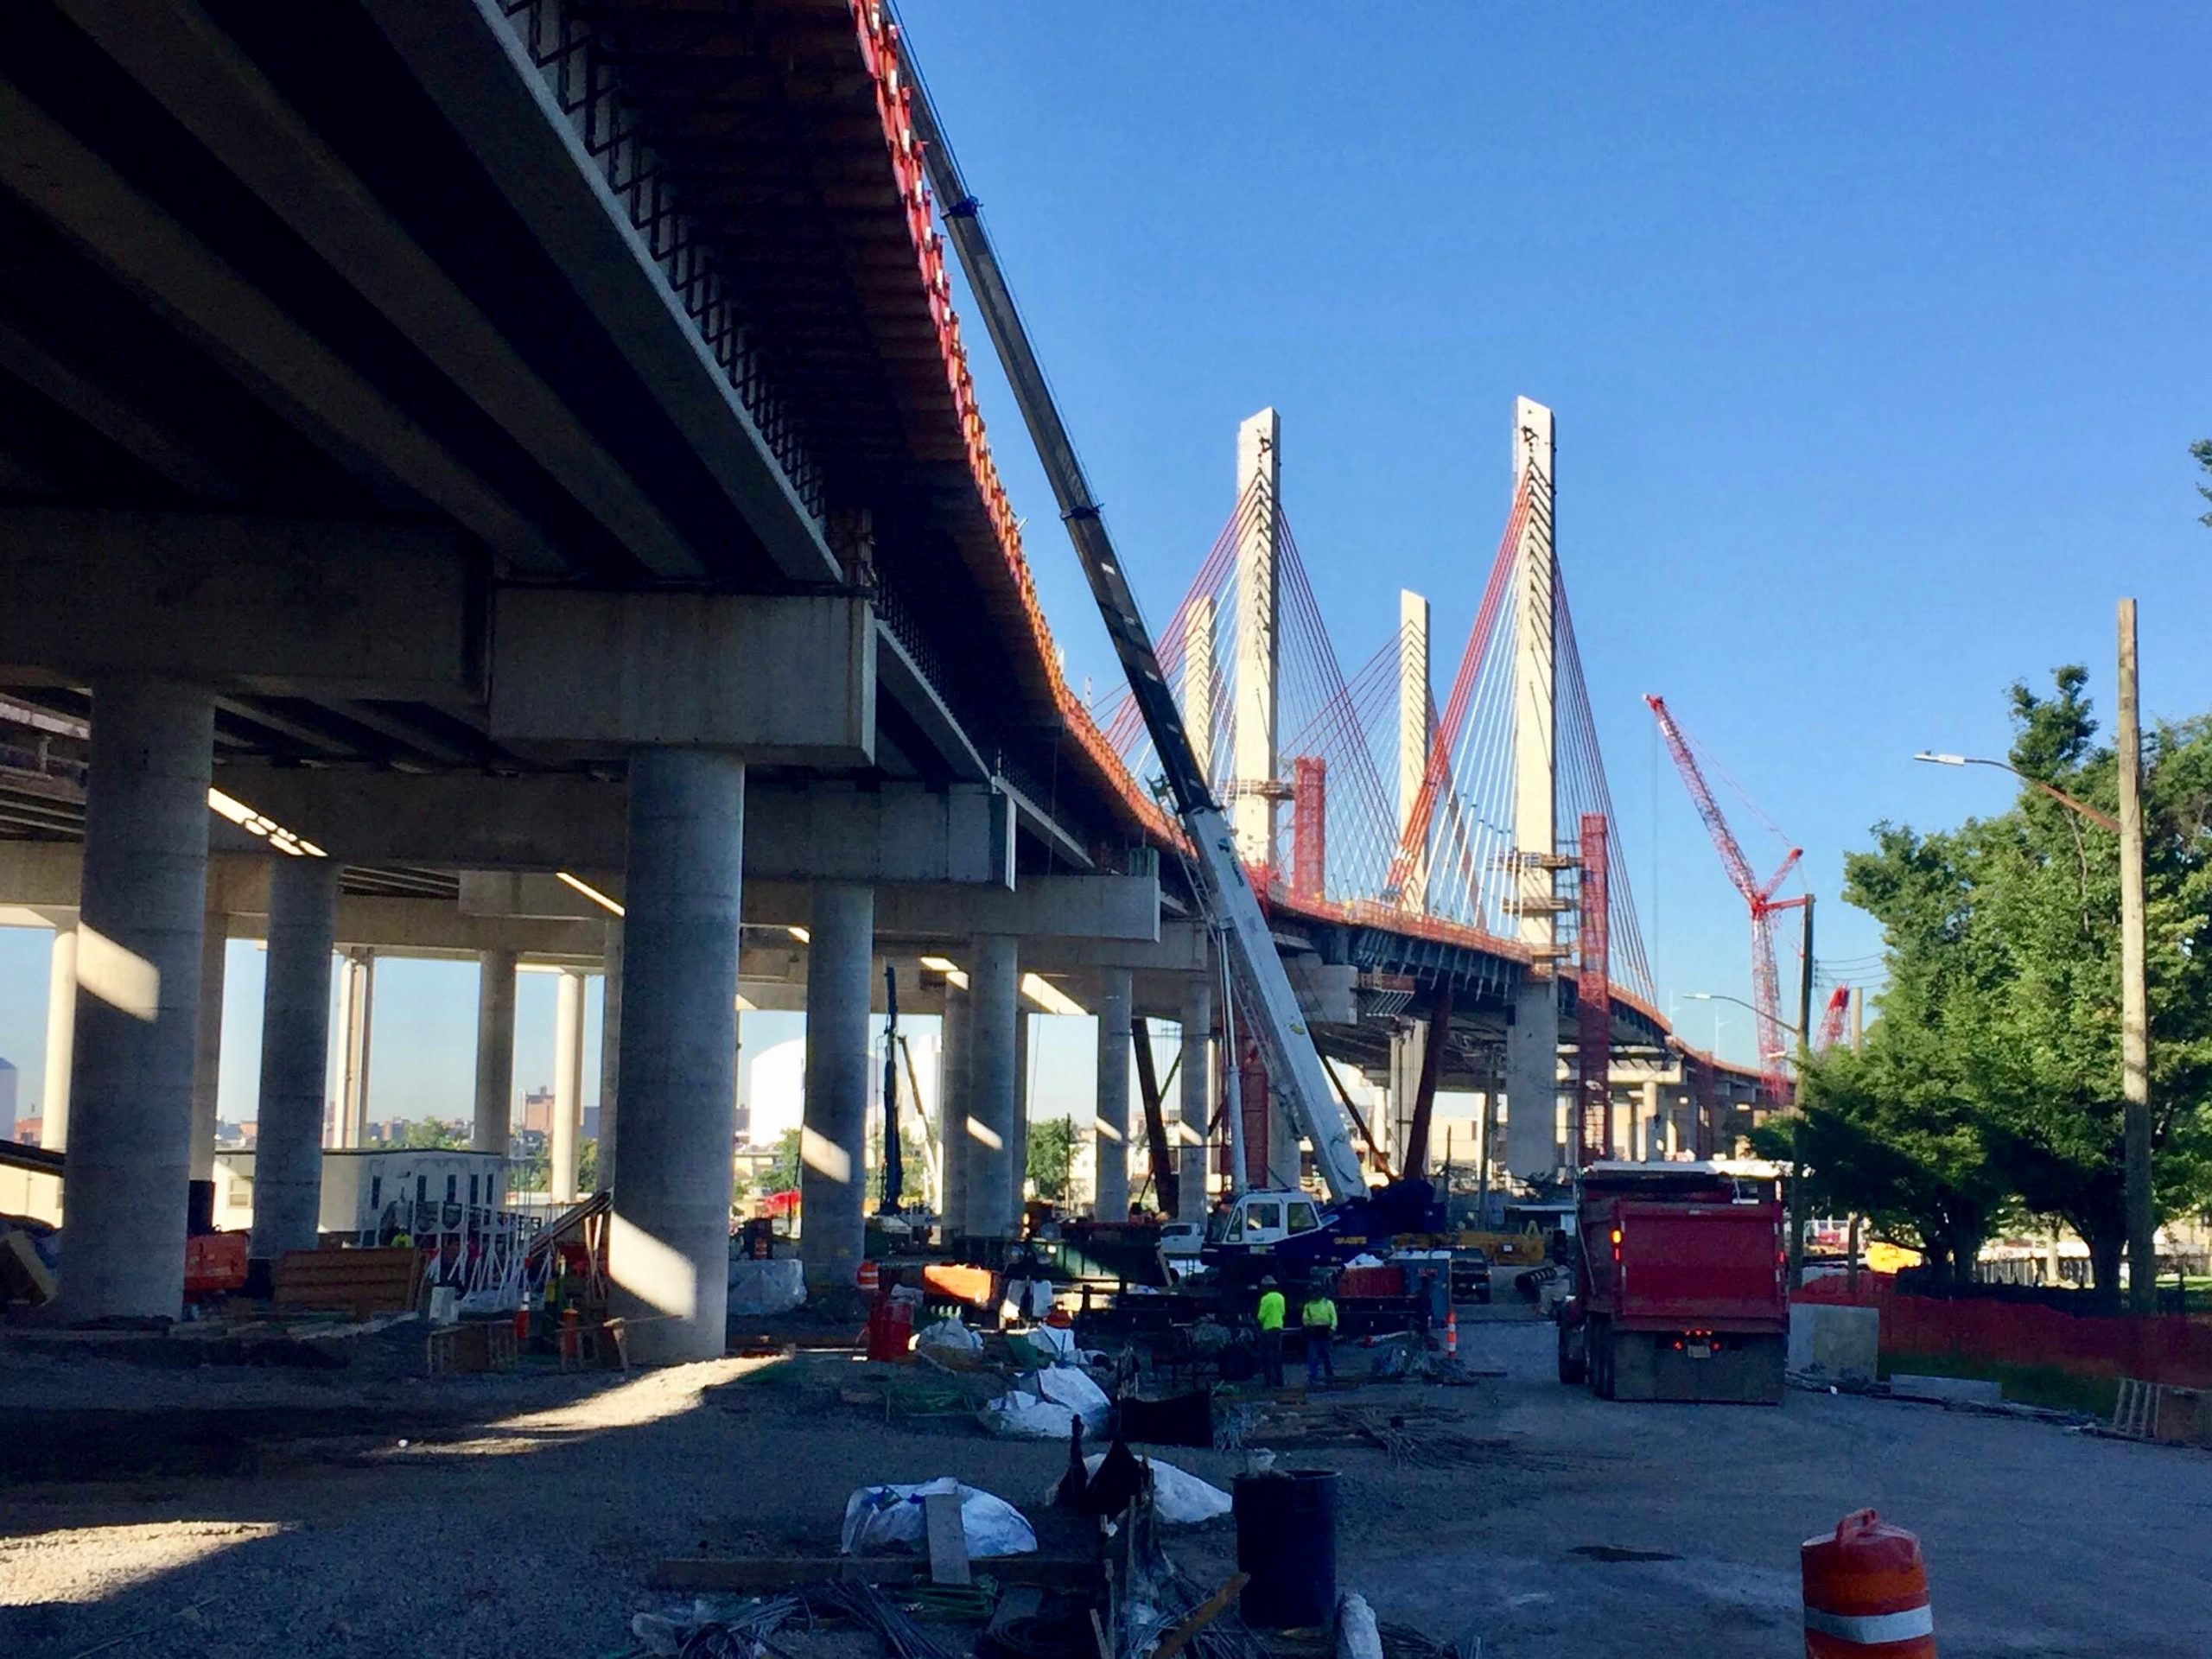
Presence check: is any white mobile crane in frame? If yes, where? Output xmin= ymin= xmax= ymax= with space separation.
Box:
xmin=902 ymin=35 xmax=1438 ymax=1260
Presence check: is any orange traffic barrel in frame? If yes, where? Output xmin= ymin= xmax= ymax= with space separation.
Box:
xmin=1802 ymin=1510 xmax=1936 ymax=1656
xmin=855 ymin=1259 xmax=880 ymax=1294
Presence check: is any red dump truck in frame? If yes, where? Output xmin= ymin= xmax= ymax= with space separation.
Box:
xmin=1555 ymin=1163 xmax=1786 ymax=1403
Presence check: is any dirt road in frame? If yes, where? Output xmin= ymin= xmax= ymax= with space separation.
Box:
xmin=2 ymin=1319 xmax=2206 ymax=1657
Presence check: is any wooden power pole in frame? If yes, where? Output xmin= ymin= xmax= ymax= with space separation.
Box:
xmin=2118 ymin=598 xmax=2154 ymax=1315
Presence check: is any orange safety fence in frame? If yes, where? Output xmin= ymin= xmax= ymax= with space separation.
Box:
xmin=1795 ymin=1274 xmax=2212 ymax=1390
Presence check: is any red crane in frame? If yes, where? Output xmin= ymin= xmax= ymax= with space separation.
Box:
xmin=1645 ymin=695 xmax=1807 ymax=1102
xmin=1815 ymin=984 xmax=1851 ymax=1054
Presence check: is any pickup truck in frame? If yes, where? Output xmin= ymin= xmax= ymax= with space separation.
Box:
xmin=1555 ymin=1163 xmax=1786 ymax=1404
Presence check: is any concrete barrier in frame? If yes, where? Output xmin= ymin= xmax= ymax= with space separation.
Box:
xmin=1789 ymin=1302 xmax=1879 ymax=1385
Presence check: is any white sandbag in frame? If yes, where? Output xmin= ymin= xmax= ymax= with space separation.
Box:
xmin=726 ymin=1256 xmax=806 ymax=1316
xmin=1337 ymin=1594 xmax=1382 ymax=1659
xmin=1034 ymin=1363 xmax=1110 ymax=1430
xmin=840 ymin=1476 xmax=1037 ymax=1558
xmin=915 ymin=1315 xmax=983 ymax=1355
xmin=1039 ymin=1454 xmax=1232 ymax=1525
xmin=1025 ymin=1322 xmax=1077 ymax=1361
xmin=1344 ymin=1252 xmax=1385 ymax=1269
xmin=981 ymin=1390 xmax=1081 ymax=1440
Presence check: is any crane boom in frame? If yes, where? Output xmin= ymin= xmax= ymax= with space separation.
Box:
xmin=1646 ymin=694 xmax=1805 ymax=1099
xmin=899 ymin=29 xmax=1367 ymax=1203
xmin=1815 ymin=985 xmax=1850 ymax=1053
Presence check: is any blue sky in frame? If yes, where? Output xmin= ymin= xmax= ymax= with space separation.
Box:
xmin=3 ymin=3 xmax=2208 ymax=1114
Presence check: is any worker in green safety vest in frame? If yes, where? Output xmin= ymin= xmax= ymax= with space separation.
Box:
xmin=1255 ymin=1276 xmax=1286 ymax=1388
xmin=1301 ymin=1283 xmax=1338 ymax=1387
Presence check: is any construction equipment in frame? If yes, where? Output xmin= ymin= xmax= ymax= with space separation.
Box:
xmin=904 ymin=38 xmax=1430 ymax=1240
xmin=1814 ymin=984 xmax=1851 ymax=1054
xmin=1555 ymin=1163 xmax=1787 ymax=1403
xmin=1645 ymin=695 xmax=1807 ymax=1099
xmin=880 ymin=963 xmax=904 ymax=1216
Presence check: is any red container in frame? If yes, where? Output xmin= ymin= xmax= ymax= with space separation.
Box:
xmin=866 ymin=1296 xmax=915 ymax=1362
xmin=1335 ymin=1265 xmax=1406 ymax=1300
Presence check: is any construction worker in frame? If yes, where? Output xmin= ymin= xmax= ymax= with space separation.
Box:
xmin=1301 ymin=1280 xmax=1338 ymax=1387
xmin=1255 ymin=1275 xmax=1286 ymax=1388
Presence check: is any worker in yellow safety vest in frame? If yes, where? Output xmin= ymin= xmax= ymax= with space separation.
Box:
xmin=1255 ymin=1276 xmax=1286 ymax=1388
xmin=1301 ymin=1284 xmax=1338 ymax=1386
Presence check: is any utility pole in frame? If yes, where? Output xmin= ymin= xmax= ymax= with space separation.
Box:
xmin=1789 ymin=895 xmax=1815 ymax=1290
xmin=2118 ymin=598 xmax=2154 ymax=1314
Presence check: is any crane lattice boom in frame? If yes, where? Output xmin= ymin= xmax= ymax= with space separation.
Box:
xmin=1645 ymin=694 xmax=1806 ymax=1099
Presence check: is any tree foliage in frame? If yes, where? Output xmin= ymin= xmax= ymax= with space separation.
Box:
xmin=1790 ymin=667 xmax=2212 ymax=1294
xmin=1027 ymin=1116 xmax=1078 ymax=1203
xmin=2193 ymin=437 xmax=2212 ymax=528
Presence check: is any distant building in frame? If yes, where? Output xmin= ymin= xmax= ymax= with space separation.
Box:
xmin=520 ymin=1087 xmax=553 ymax=1135
xmin=0 ymin=1058 xmax=17 ymax=1136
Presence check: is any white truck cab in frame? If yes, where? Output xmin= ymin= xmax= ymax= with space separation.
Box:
xmin=1209 ymin=1189 xmax=1327 ymax=1249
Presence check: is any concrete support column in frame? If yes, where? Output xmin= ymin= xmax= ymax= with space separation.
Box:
xmin=1505 ymin=991 xmax=1559 ymax=1179
xmin=1093 ymin=969 xmax=1133 ymax=1219
xmin=41 ymin=923 xmax=76 ymax=1154
xmin=799 ymin=881 xmax=874 ymax=1292
xmin=1640 ymin=1080 xmax=1662 ymax=1162
xmin=334 ymin=950 xmax=375 ymax=1147
xmin=551 ymin=967 xmax=586 ymax=1200
xmin=250 ymin=856 xmax=339 ymax=1263
xmin=190 ymin=918 xmax=226 ymax=1183
xmin=598 ymin=920 xmax=624 ymax=1190
xmin=966 ymin=934 xmax=1018 ymax=1238
xmin=1176 ymin=977 xmax=1212 ymax=1223
xmin=1389 ymin=1022 xmax=1427 ymax=1173
xmin=60 ymin=682 xmax=213 ymax=1320
xmin=938 ymin=984 xmax=971 ymax=1236
xmin=610 ymin=748 xmax=744 ymax=1365
xmin=1013 ymin=1008 xmax=1033 ymax=1218
xmin=473 ymin=950 xmax=518 ymax=1154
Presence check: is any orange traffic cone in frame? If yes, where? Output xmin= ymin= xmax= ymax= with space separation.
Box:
xmin=1445 ymin=1306 xmax=1459 ymax=1359
xmin=1802 ymin=1510 xmax=1936 ymax=1656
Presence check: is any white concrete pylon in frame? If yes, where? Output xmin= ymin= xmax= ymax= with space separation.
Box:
xmin=1397 ymin=589 xmax=1431 ymax=913
xmin=1092 ymin=968 xmax=1133 ymax=1218
xmin=1232 ymin=408 xmax=1281 ymax=873
xmin=551 ymin=966 xmax=586 ymax=1200
xmin=41 ymin=922 xmax=75 ymax=1154
xmin=473 ymin=949 xmax=518 ymax=1155
xmin=608 ymin=748 xmax=745 ymax=1366
xmin=190 ymin=917 xmax=226 ymax=1183
xmin=59 ymin=682 xmax=213 ymax=1321
xmin=798 ymin=882 xmax=873 ymax=1290
xmin=1506 ymin=397 xmax=1562 ymax=1181
xmin=251 ymin=856 xmax=338 ymax=1263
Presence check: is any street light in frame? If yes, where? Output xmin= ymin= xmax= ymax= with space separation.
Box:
xmin=1686 ymin=990 xmax=1802 ymax=1039
xmin=1917 ymin=599 xmax=2152 ymax=1314
xmin=1913 ymin=753 xmax=2120 ymax=833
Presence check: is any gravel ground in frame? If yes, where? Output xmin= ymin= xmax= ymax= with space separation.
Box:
xmin=2 ymin=1315 xmax=2209 ymax=1658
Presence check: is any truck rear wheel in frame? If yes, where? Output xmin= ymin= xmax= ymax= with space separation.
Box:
xmin=1556 ymin=1320 xmax=1586 ymax=1385
xmin=1592 ymin=1319 xmax=1616 ymax=1399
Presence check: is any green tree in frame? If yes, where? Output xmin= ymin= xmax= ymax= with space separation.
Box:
xmin=764 ymin=1128 xmax=804 ymax=1194
xmin=1805 ymin=668 xmax=2212 ymax=1295
xmin=402 ymin=1117 xmax=466 ymax=1149
xmin=1027 ymin=1116 xmax=1078 ymax=1203
xmin=2192 ymin=438 xmax=2212 ymax=528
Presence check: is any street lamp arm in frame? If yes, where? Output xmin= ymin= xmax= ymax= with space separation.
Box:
xmin=1914 ymin=752 xmax=2120 ymax=833
xmin=1687 ymin=990 xmax=1802 ymax=1038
